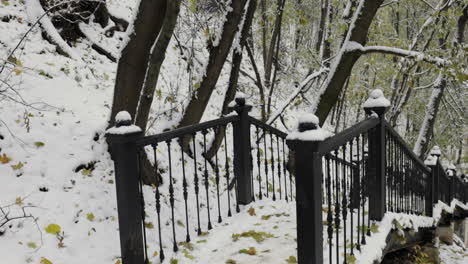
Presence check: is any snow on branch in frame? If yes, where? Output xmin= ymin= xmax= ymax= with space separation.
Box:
xmin=345 ymin=41 xmax=448 ymax=66
xmin=266 ymin=68 xmax=329 ymax=125
xmin=25 ymin=0 xmax=80 ymax=60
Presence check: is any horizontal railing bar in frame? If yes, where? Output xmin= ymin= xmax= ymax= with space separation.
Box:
xmin=328 ymin=154 xmax=358 ymax=169
xmin=318 ymin=116 xmax=380 ymax=155
xmin=135 ymin=115 xmax=240 ymax=146
xmin=248 ymin=116 xmax=288 ymax=138
xmin=384 ymin=121 xmax=431 ymax=174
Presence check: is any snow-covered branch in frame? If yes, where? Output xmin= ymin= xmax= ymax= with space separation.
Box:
xmin=266 ymin=68 xmax=329 ymax=125
xmin=345 ymin=41 xmax=448 ymax=66
xmin=25 ymin=0 xmax=80 ymax=60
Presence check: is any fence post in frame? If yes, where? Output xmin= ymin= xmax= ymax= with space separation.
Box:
xmin=106 ymin=111 xmax=145 ymax=264
xmin=429 ymin=148 xmax=441 ymax=205
xmin=287 ymin=113 xmax=326 ymax=264
xmin=363 ymin=89 xmax=389 ymax=221
xmin=230 ymin=93 xmax=253 ymax=205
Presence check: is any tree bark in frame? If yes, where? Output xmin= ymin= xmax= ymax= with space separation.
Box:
xmin=178 ymin=0 xmax=247 ymax=131
xmin=413 ymin=74 xmax=446 ymax=158
xmin=109 ymin=0 xmax=167 ymax=127
xmin=205 ymin=0 xmax=258 ymax=159
xmin=135 ymin=0 xmax=182 ymax=132
xmin=315 ymin=0 xmax=385 ymax=125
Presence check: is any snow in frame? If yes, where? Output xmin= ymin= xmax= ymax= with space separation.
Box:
xmin=357 ymin=212 xmax=436 ymax=264
xmin=439 ymin=235 xmax=468 ymax=264
xmin=424 ymin=155 xmax=438 ymax=166
xmin=297 ymin=113 xmax=319 ymax=125
xmin=235 ymin=91 xmax=246 ymax=99
xmin=430 ymin=145 xmax=442 ymax=156
xmin=25 ymin=0 xmax=80 ymax=60
xmin=363 ymin=89 xmax=391 ymax=108
xmin=287 ymin=128 xmax=333 ymax=141
xmin=115 ymin=111 xmax=132 ymax=123
xmin=106 ymin=125 xmax=142 ymax=135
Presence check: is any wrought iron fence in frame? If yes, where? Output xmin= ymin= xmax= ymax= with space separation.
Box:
xmin=107 ymin=97 xmax=293 ymax=264
xmin=107 ymin=91 xmax=467 ymax=264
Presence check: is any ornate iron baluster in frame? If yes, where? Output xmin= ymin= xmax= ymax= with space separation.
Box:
xmin=264 ymin=129 xmax=269 ymax=198
xmin=256 ymin=125 xmax=263 ymax=200
xmin=179 ymin=137 xmax=191 ymax=242
xmin=192 ymin=133 xmax=202 ymax=235
xmin=282 ymin=138 xmax=288 ymax=202
xmin=166 ymin=140 xmax=179 ymax=252
xmin=152 ymin=144 xmax=165 ymax=262
xmin=325 ymin=154 xmax=333 ymax=262
xmin=223 ymin=125 xmax=232 ymax=217
xmin=342 ymin=145 xmax=348 ymax=263
xmin=214 ymin=127 xmax=222 ymax=223
xmin=270 ymin=131 xmax=276 ymax=201
xmin=276 ymin=135 xmax=282 ymax=200
xmin=334 ymin=149 xmax=341 ymax=264
xmin=201 ymin=130 xmax=213 ymax=230
xmin=356 ymin=136 xmax=361 ymax=251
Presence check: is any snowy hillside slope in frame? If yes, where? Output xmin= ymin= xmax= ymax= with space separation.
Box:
xmin=0 ymin=1 xmax=132 ymax=263
xmin=0 ymin=1 xmax=257 ymax=264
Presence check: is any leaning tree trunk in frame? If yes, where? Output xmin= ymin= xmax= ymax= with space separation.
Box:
xmin=413 ymin=74 xmax=446 ymax=158
xmin=178 ymin=0 xmax=247 ymax=136
xmin=205 ymin=0 xmax=257 ymax=159
xmin=109 ymin=0 xmax=167 ymax=127
xmin=314 ymin=0 xmax=385 ymax=125
xmin=135 ymin=0 xmax=182 ymax=132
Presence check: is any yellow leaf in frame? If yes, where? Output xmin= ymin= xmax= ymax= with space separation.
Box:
xmin=81 ymin=169 xmax=92 ymax=176
xmin=114 ymin=260 xmax=121 ymax=264
xmin=40 ymin=257 xmax=53 ymax=264
xmin=45 ymin=224 xmax=61 ymax=235
xmin=27 ymin=242 xmax=37 ymax=248
xmin=248 ymin=207 xmax=256 ymax=216
xmin=13 ymin=68 xmax=22 ymax=75
xmin=34 ymin=141 xmax=45 ymax=148
xmin=11 ymin=161 xmax=24 ymax=170
xmin=87 ymin=213 xmax=95 ymax=221
xmin=0 ymin=153 xmax=12 ymax=164
xmin=153 ymin=251 xmax=158 ymax=257
xmin=15 ymin=197 xmax=23 ymax=205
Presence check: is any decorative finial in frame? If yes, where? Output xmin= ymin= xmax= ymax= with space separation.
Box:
xmin=115 ymin=111 xmax=132 ymax=127
xmin=363 ymin=89 xmax=390 ymax=116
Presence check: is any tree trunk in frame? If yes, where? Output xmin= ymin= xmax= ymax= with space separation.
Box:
xmin=178 ymin=0 xmax=247 ymax=131
xmin=314 ymin=0 xmax=385 ymax=125
xmin=264 ymin=0 xmax=285 ymax=93
xmin=413 ymin=74 xmax=446 ymax=158
xmin=109 ymin=0 xmax=167 ymax=127
xmin=135 ymin=0 xmax=182 ymax=132
xmin=205 ymin=0 xmax=258 ymax=159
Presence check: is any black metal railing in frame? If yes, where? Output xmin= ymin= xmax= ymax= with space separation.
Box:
xmin=385 ymin=124 xmax=431 ymax=215
xmin=106 ymin=97 xmax=294 ymax=264
xmin=107 ymin=91 xmax=467 ymax=264
xmin=287 ymin=100 xmax=468 ymax=264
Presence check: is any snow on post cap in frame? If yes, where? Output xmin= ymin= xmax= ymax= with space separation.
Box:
xmin=297 ymin=113 xmax=319 ymax=126
xmin=286 ymin=112 xmax=333 ymax=141
xmin=235 ymin=92 xmax=246 ymax=99
xmin=106 ymin=111 xmax=142 ymax=135
xmin=363 ymin=89 xmax=391 ymax=108
xmin=424 ymin=155 xmax=437 ymax=166
xmin=234 ymin=91 xmax=247 ymax=106
xmin=115 ymin=111 xmax=132 ymax=123
xmin=430 ymin=146 xmax=441 ymax=156
xmin=447 ymin=163 xmax=456 ymax=170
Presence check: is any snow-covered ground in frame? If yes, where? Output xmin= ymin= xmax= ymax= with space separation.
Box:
xmin=439 ymin=235 xmax=468 ymax=264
